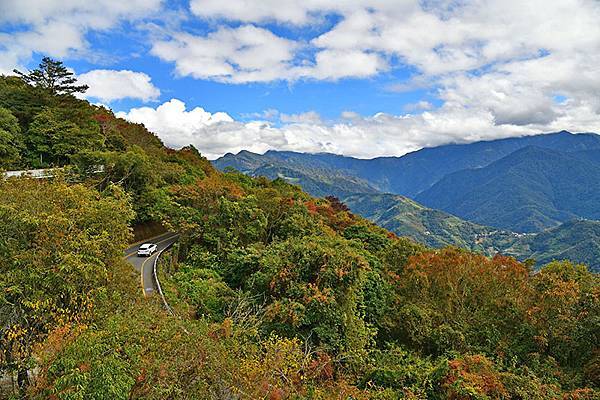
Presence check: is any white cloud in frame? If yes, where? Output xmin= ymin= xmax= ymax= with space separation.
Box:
xmin=404 ymin=101 xmax=434 ymax=112
xmin=280 ymin=111 xmax=323 ymax=124
xmin=116 ymin=98 xmax=600 ymax=160
xmin=151 ymin=25 xmax=299 ymax=83
xmin=147 ymin=0 xmax=600 ymax=136
xmin=0 ymin=0 xmax=162 ymax=72
xmin=116 ymin=99 xmax=236 ymax=156
xmin=306 ymin=49 xmax=386 ymax=80
xmin=189 ymin=0 xmax=334 ymax=25
xmin=78 ymin=70 xmax=160 ymax=102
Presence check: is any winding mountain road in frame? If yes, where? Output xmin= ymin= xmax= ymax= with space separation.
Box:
xmin=124 ymin=232 xmax=179 ymax=297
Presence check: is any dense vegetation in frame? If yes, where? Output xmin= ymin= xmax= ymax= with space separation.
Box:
xmin=342 ymin=193 xmax=515 ymax=252
xmin=1 ymin=61 xmax=599 ymax=399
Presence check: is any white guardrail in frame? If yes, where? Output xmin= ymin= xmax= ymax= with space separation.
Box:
xmin=153 ymin=241 xmax=175 ymax=315
xmin=2 ymin=166 xmax=104 ymax=179
xmin=2 ymin=168 xmax=61 ymax=179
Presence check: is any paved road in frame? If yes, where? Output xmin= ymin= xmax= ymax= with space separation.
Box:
xmin=124 ymin=232 xmax=179 ymax=297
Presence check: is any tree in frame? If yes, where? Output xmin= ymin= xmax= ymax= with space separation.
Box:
xmin=13 ymin=57 xmax=88 ymax=95
xmin=25 ymin=108 xmax=103 ymax=167
xmin=0 ymin=178 xmax=133 ymax=392
xmin=0 ymin=107 xmax=22 ymax=168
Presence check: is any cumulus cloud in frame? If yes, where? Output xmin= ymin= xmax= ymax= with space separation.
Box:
xmin=143 ymin=0 xmax=600 ymax=139
xmin=189 ymin=0 xmax=333 ymax=24
xmin=404 ymin=101 xmax=434 ymax=112
xmin=279 ymin=111 xmax=323 ymax=124
xmin=151 ymin=25 xmax=299 ymax=83
xmin=151 ymin=25 xmax=385 ymax=82
xmin=78 ymin=70 xmax=160 ymax=102
xmin=116 ymin=98 xmax=600 ymax=160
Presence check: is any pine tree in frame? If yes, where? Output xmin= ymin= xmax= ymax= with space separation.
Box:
xmin=13 ymin=57 xmax=88 ymax=95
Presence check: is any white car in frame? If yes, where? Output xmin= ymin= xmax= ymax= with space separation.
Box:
xmin=137 ymin=243 xmax=157 ymax=257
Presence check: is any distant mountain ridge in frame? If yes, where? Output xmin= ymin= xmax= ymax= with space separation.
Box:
xmin=342 ymin=193 xmax=600 ymax=271
xmin=216 ymin=131 xmax=600 ymax=197
xmin=214 ymin=131 xmax=600 ymax=232
xmin=216 ymin=149 xmax=379 ymax=198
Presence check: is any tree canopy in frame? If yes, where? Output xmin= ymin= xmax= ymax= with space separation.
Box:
xmin=13 ymin=57 xmax=88 ymax=95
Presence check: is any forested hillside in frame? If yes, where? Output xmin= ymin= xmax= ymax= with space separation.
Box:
xmin=416 ymin=146 xmax=600 ymax=232
xmin=217 ymin=149 xmax=600 ymax=270
xmin=342 ymin=193 xmax=600 ymax=271
xmin=215 ymin=150 xmax=379 ymax=198
xmin=341 ymin=193 xmax=514 ymax=252
xmin=1 ymin=60 xmax=599 ymax=399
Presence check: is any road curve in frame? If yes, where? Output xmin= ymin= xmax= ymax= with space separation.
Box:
xmin=124 ymin=232 xmax=179 ymax=297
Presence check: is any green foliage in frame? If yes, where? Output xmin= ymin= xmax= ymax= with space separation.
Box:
xmin=0 ymin=107 xmax=22 ymax=168
xmin=251 ymin=234 xmax=374 ymax=352
xmin=13 ymin=57 xmax=89 ymax=95
xmin=0 ymin=178 xmax=134 ymax=381
xmin=44 ymin=327 xmax=138 ymax=400
xmin=173 ymin=264 xmax=235 ymax=321
xmin=343 ymin=224 xmax=391 ymax=254
xmin=24 ymin=108 xmax=103 ymax=167
xmin=360 ymin=345 xmax=440 ymax=397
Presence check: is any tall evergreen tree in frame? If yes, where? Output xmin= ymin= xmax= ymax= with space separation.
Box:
xmin=13 ymin=57 xmax=88 ymax=95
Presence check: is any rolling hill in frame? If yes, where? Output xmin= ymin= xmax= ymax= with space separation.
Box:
xmin=342 ymin=193 xmax=516 ymax=253
xmin=216 ymin=150 xmax=379 ymax=198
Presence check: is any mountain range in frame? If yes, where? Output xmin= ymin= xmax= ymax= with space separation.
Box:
xmin=216 ymin=130 xmax=600 ymax=197
xmin=416 ymin=146 xmax=600 ymax=232
xmin=213 ymin=131 xmax=600 ymax=271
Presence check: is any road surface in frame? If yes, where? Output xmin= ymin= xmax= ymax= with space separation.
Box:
xmin=124 ymin=232 xmax=179 ymax=297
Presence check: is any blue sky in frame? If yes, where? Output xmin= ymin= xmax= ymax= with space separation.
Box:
xmin=1 ymin=0 xmax=599 ymax=158
xmin=55 ymin=6 xmax=428 ymax=120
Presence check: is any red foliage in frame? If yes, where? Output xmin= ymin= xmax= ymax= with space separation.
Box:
xmin=442 ymin=355 xmax=508 ymax=399
xmin=325 ymin=196 xmax=350 ymax=213
xmin=308 ymin=352 xmax=334 ymax=381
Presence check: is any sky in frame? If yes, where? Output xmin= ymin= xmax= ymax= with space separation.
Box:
xmin=1 ymin=0 xmax=600 ymax=159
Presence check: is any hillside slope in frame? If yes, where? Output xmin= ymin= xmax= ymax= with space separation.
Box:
xmin=416 ymin=146 xmax=600 ymax=232
xmin=516 ymin=219 xmax=600 ymax=268
xmin=342 ymin=193 xmax=516 ymax=254
xmin=344 ymin=193 xmax=600 ymax=271
xmin=215 ymin=150 xmax=379 ymax=198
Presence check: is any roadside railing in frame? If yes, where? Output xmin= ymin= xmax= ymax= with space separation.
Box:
xmin=152 ymin=241 xmax=176 ymax=315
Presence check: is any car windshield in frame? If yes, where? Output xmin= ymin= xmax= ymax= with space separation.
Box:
xmin=139 ymin=244 xmax=151 ymax=249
